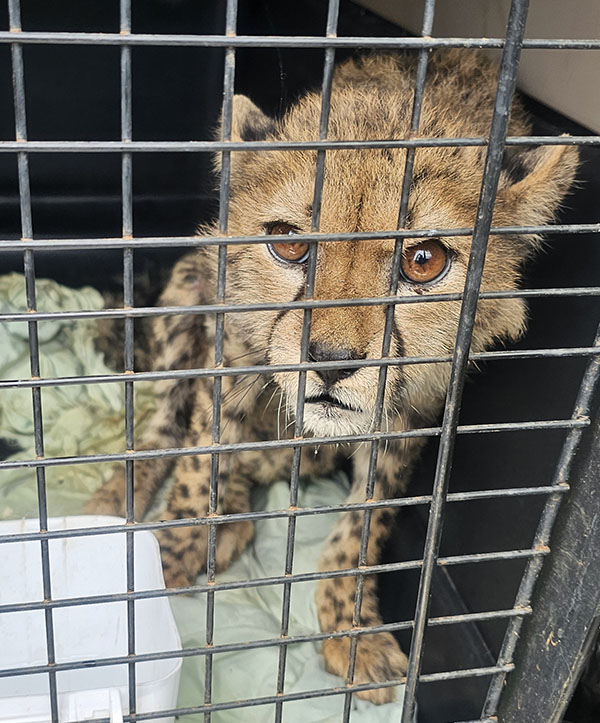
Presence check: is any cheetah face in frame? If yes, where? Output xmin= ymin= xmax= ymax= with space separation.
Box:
xmin=226 ymin=226 xmax=523 ymax=439
xmin=214 ymin=60 xmax=577 ymax=438
xmin=262 ymin=234 xmax=455 ymax=437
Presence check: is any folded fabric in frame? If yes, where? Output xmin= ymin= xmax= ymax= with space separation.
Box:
xmin=0 ymin=272 xmax=155 ymax=518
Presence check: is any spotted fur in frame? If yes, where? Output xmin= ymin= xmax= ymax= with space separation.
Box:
xmin=88 ymin=50 xmax=578 ymax=702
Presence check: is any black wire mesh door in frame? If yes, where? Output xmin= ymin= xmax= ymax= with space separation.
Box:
xmin=0 ymin=0 xmax=599 ymax=721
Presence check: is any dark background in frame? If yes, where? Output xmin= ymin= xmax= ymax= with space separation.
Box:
xmin=0 ymin=1 xmax=599 ymax=720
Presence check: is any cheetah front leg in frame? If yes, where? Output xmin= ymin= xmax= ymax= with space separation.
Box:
xmin=317 ymin=501 xmax=407 ymax=704
xmin=156 ymin=449 xmax=256 ymax=588
xmin=154 ymin=373 xmax=255 ymax=587
xmin=316 ymin=438 xmax=424 ymax=704
xmin=156 ymin=374 xmax=298 ymax=588
xmin=86 ymin=251 xmax=209 ymax=520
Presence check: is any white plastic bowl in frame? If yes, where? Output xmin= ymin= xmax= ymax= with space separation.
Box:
xmin=0 ymin=516 xmax=182 ymax=723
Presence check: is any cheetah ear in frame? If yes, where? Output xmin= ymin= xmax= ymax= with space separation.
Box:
xmin=496 ymin=140 xmax=579 ymax=228
xmin=220 ymin=94 xmax=277 ymax=143
xmin=214 ymin=95 xmax=276 ymax=174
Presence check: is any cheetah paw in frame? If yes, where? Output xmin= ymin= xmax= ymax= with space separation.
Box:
xmin=322 ymin=631 xmax=408 ymax=704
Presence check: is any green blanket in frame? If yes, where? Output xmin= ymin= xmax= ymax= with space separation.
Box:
xmin=0 ymin=272 xmax=155 ymax=518
xmin=0 ymin=273 xmax=409 ymax=721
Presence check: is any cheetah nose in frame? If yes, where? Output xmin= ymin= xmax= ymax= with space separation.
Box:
xmin=308 ymin=341 xmax=365 ymax=387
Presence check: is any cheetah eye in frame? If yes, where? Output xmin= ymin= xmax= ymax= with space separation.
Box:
xmin=400 ymin=240 xmax=450 ymax=284
xmin=265 ymin=222 xmax=309 ymax=264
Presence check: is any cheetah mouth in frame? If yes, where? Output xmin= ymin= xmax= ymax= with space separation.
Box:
xmin=305 ymin=394 xmax=361 ymax=414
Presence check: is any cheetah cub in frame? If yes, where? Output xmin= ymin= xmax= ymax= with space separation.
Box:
xmin=89 ymin=50 xmax=577 ymax=703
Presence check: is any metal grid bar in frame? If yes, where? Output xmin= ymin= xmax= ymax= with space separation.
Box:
xmin=0 ymin=607 xmax=530 ymax=679
xmin=0 ymin=483 xmax=569 ymax=552
xmin=401 ymin=2 xmax=531 ymax=719
xmin=495 ymin=408 xmax=600 ymax=722
xmin=0 ymin=418 xmax=588 ymax=473
xmin=274 ymin=3 xmax=340 ymax=716
xmin=202 ymin=3 xmax=238 ymax=718
xmin=1 ymin=346 xmax=599 ymax=394
xmin=2 ymin=288 xmax=600 ymax=326
xmin=344 ymin=1 xmax=437 ymax=716
xmin=0 ymin=547 xmax=551 ymax=619
xmin=1 ymin=135 xmax=598 ymax=153
xmin=2 ymin=222 xmax=598 ymax=251
xmin=119 ymin=0 xmax=137 ymax=715
xmin=71 ymin=664 xmax=515 ymax=723
xmin=0 ymin=31 xmax=598 ymax=49
xmin=7 ymin=2 xmax=59 ymax=721
xmin=482 ymin=319 xmax=600 ymax=717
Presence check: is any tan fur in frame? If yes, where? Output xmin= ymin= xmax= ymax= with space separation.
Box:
xmin=88 ymin=50 xmax=578 ymax=702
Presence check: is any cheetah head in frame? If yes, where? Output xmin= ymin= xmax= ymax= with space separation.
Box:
xmin=210 ymin=53 xmax=578 ymax=438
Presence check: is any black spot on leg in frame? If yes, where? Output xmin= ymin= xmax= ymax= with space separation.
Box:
xmin=161 ymin=544 xmax=174 ymax=556
xmin=179 ymin=541 xmax=202 ymax=556
xmin=332 ymin=597 xmax=346 ymax=624
xmin=330 ymin=533 xmax=341 ymax=545
xmin=323 ymin=583 xmax=335 ymax=600
xmin=332 ymin=597 xmax=344 ymax=613
xmin=191 ymin=456 xmax=200 ymax=471
xmin=360 ymin=612 xmax=376 ymax=627
xmin=199 ymin=484 xmax=209 ymax=496
xmin=336 ymin=552 xmax=348 ymax=566
xmin=179 ymin=483 xmax=190 ymax=499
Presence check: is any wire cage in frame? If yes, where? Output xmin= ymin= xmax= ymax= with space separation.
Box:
xmin=0 ymin=0 xmax=599 ymax=721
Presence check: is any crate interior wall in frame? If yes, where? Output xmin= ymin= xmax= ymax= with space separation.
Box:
xmin=0 ymin=0 xmax=599 ymax=722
